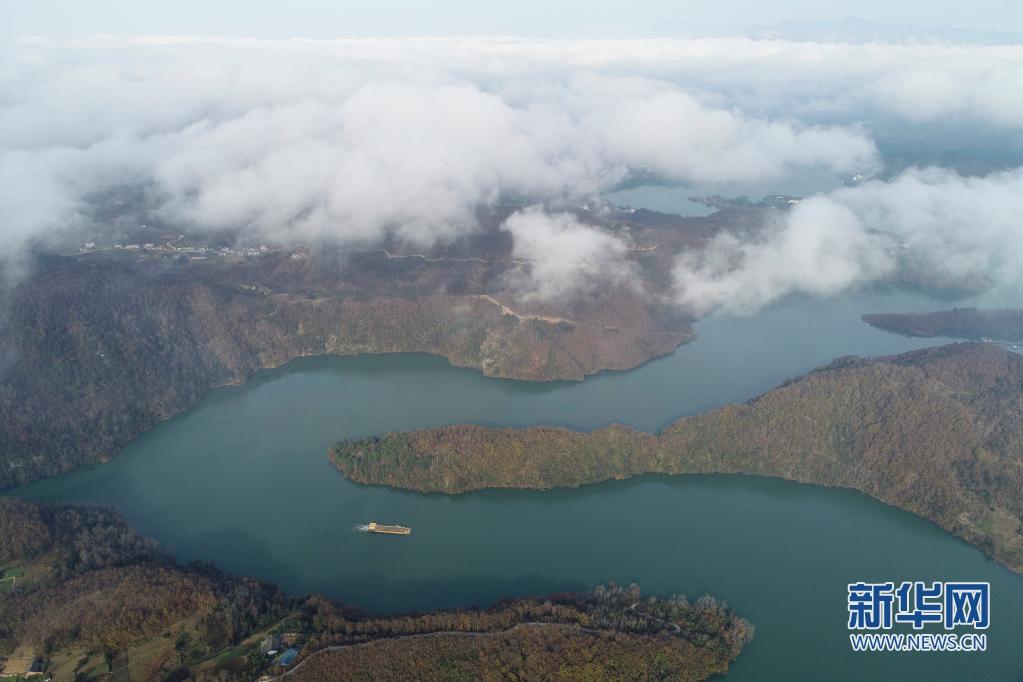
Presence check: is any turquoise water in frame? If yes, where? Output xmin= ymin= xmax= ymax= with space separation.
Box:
xmin=604 ymin=168 xmax=845 ymax=215
xmin=604 ymin=185 xmax=718 ymax=216
xmin=11 ymin=287 xmax=1023 ymax=680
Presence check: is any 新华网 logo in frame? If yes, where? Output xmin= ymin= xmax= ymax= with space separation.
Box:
xmin=846 ymin=581 xmax=989 ymax=652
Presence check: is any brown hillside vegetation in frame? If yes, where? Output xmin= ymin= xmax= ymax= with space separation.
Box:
xmin=0 ymin=499 xmax=752 ymax=680
xmin=0 ymin=227 xmax=696 ymax=490
xmin=290 ymin=582 xmax=751 ymax=682
xmin=331 ymin=343 xmax=1023 ymax=573
xmin=0 ymin=499 xmax=287 ymax=661
xmin=863 ymin=307 xmax=1023 ymax=340
xmin=289 ymin=623 xmax=735 ymax=682
xmin=0 ymin=203 xmax=972 ymax=493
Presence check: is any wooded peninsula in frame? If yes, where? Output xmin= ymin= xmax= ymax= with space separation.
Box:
xmin=331 ymin=342 xmax=1023 ymax=574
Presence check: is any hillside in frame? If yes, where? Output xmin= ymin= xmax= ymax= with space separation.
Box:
xmin=288 ymin=618 xmax=743 ymax=682
xmin=330 ymin=343 xmax=1023 ymax=573
xmin=0 ymin=198 xmax=986 ymax=492
xmin=0 ymin=499 xmax=752 ymax=681
xmin=0 ymin=498 xmax=287 ymax=680
xmin=0 ymin=205 xmax=711 ymax=490
xmin=289 ymin=584 xmax=752 ymax=682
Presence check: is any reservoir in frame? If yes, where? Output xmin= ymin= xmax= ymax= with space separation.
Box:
xmin=10 ymin=286 xmax=1023 ymax=681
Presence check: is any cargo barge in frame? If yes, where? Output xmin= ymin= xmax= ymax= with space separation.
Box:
xmin=366 ymin=522 xmax=411 ymax=535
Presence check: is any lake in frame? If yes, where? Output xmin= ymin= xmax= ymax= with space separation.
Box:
xmin=605 ymin=166 xmax=846 ymax=216
xmin=11 ymin=286 xmax=1023 ymax=681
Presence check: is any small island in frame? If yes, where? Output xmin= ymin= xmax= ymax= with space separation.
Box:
xmin=330 ymin=342 xmax=1023 ymax=574
xmin=863 ymin=307 xmax=1023 ymax=342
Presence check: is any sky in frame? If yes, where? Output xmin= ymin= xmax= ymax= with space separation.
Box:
xmin=4 ymin=0 xmax=1023 ymax=39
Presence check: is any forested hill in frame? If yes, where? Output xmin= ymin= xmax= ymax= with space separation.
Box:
xmin=331 ymin=342 xmax=1023 ymax=573
xmin=0 ymin=209 xmax=990 ymax=493
xmin=0 ymin=497 xmax=288 ymax=679
xmin=289 ymin=583 xmax=753 ymax=682
xmin=0 ymin=246 xmax=694 ymax=490
xmin=0 ymin=498 xmax=752 ymax=681
xmin=863 ymin=307 xmax=1023 ymax=340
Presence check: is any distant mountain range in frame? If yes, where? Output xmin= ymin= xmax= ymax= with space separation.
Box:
xmin=652 ymin=17 xmax=1023 ymax=44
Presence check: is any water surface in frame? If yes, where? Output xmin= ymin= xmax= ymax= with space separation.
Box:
xmin=604 ymin=167 xmax=846 ymax=216
xmin=12 ymin=287 xmax=1023 ymax=681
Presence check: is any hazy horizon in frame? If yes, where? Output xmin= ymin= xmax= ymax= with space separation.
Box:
xmin=4 ymin=1 xmax=1023 ymax=41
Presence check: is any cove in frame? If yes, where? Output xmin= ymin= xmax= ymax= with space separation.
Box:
xmin=10 ymin=286 xmax=1023 ymax=681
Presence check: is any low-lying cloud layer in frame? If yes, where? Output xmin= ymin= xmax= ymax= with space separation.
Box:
xmin=502 ymin=206 xmax=635 ymax=301
xmin=673 ymin=168 xmax=1023 ymax=314
xmin=0 ymin=36 xmax=890 ymax=259
xmin=673 ymin=197 xmax=892 ymax=314
xmin=1 ymin=36 xmax=1021 ymax=311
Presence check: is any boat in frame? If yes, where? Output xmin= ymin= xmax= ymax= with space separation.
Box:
xmin=366 ymin=522 xmax=411 ymax=535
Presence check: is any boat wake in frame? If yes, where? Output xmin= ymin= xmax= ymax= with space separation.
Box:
xmin=354 ymin=524 xmax=372 ymax=532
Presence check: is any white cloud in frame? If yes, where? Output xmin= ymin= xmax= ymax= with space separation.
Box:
xmin=0 ymin=36 xmax=883 ymax=261
xmin=673 ymin=167 xmax=1023 ymax=314
xmin=828 ymin=167 xmax=1023 ymax=285
xmin=579 ymin=82 xmax=877 ymax=184
xmin=3 ymin=35 xmax=1022 ymax=310
xmin=673 ymin=197 xmax=895 ymax=314
xmin=501 ymin=207 xmax=634 ymax=301
xmin=870 ymin=65 xmax=1023 ymax=126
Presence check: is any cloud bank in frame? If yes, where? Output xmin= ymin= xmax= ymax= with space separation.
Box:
xmin=501 ymin=207 xmax=635 ymax=301
xmin=0 ymin=35 xmax=901 ymax=261
xmin=2 ymin=35 xmax=1021 ymax=313
xmin=673 ymin=167 xmax=1023 ymax=314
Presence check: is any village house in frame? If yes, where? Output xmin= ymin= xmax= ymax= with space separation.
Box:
xmin=0 ymin=654 xmax=46 ymax=679
xmin=259 ymin=634 xmax=282 ymax=656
